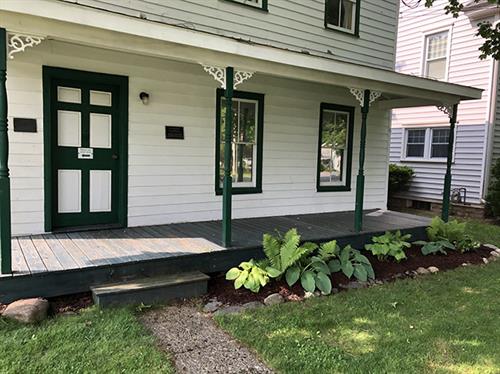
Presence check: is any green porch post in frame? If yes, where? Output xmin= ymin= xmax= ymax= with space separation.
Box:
xmin=354 ymin=89 xmax=370 ymax=233
xmin=441 ymin=104 xmax=458 ymax=222
xmin=0 ymin=28 xmax=12 ymax=274
xmin=222 ymin=67 xmax=234 ymax=247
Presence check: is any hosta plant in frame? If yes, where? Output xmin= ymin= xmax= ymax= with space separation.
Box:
xmin=226 ymin=260 xmax=270 ymax=293
xmin=427 ymin=217 xmax=480 ymax=253
xmin=328 ymin=245 xmax=375 ymax=282
xmin=365 ymin=231 xmax=411 ymax=262
xmin=414 ymin=239 xmax=456 ymax=256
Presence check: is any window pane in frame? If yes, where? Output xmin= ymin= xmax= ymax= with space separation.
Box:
xmin=406 ymin=129 xmax=425 ymax=158
xmin=431 ymin=128 xmax=449 ymax=158
xmin=320 ymin=111 xmax=348 ymax=185
xmin=431 ymin=144 xmax=448 ymax=158
xmin=219 ymin=143 xmax=254 ymax=186
xmin=407 ymin=144 xmax=425 ymax=158
xmin=432 ymin=129 xmax=449 ymax=143
xmin=407 ymin=129 xmax=426 ymax=144
xmin=427 ymin=32 xmax=448 ymax=59
xmin=326 ymin=0 xmax=355 ymax=31
xmin=427 ymin=59 xmax=446 ymax=80
xmin=239 ymin=101 xmax=256 ymax=143
xmin=220 ymin=98 xmax=238 ymax=142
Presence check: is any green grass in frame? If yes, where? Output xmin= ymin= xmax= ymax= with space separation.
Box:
xmin=0 ymin=307 xmax=173 ymax=373
xmin=216 ymin=220 xmax=500 ymax=374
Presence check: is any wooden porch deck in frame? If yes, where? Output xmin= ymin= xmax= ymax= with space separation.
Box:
xmin=0 ymin=210 xmax=430 ymax=302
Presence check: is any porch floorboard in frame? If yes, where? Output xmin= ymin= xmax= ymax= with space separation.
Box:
xmin=0 ymin=210 xmax=430 ymax=302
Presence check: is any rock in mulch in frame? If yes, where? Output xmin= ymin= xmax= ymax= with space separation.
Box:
xmin=263 ymin=293 xmax=284 ymax=306
xmin=427 ymin=266 xmax=440 ymax=274
xmin=416 ymin=267 xmax=430 ymax=275
xmin=141 ymin=304 xmax=273 ymax=373
xmin=214 ymin=301 xmax=264 ymax=317
xmin=484 ymin=244 xmax=500 ymax=252
xmin=483 ymin=257 xmax=489 ymax=264
xmin=203 ymin=300 xmax=222 ymax=313
xmin=490 ymin=251 xmax=500 ymax=258
xmin=2 ymin=298 xmax=49 ymax=323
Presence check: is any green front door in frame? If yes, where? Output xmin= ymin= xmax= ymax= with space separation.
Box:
xmin=44 ymin=67 xmax=128 ymax=231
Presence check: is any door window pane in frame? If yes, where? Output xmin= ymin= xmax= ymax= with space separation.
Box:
xmin=431 ymin=128 xmax=450 ymax=158
xmin=57 ymin=110 xmax=81 ymax=147
xmin=219 ymin=98 xmax=258 ymax=187
xmin=326 ymin=0 xmax=357 ymax=32
xmin=90 ymin=90 xmax=112 ymax=106
xmin=406 ymin=129 xmax=426 ymax=158
xmin=319 ymin=110 xmax=349 ymax=186
xmin=57 ymin=87 xmax=81 ymax=104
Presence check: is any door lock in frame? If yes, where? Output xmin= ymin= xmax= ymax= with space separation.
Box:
xmin=112 ymin=154 xmax=119 ymax=160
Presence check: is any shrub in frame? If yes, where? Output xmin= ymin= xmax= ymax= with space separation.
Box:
xmin=414 ymin=239 xmax=455 ymax=256
xmin=426 ymin=217 xmax=479 ymax=253
xmin=226 ymin=260 xmax=270 ymax=293
xmin=486 ymin=158 xmax=500 ymax=218
xmin=365 ymin=231 xmax=411 ymax=262
xmin=388 ymin=164 xmax=414 ymax=195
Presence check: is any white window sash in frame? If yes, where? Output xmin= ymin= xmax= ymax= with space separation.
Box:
xmin=325 ymin=0 xmax=357 ymax=33
xmin=401 ymin=126 xmax=456 ymax=163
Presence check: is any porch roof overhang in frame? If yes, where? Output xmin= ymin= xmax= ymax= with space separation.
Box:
xmin=0 ymin=0 xmax=483 ymax=108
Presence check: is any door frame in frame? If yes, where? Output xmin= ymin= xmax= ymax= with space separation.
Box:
xmin=42 ymin=66 xmax=129 ymax=232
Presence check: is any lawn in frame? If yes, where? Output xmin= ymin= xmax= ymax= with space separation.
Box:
xmin=216 ymin=220 xmax=500 ymax=374
xmin=0 ymin=307 xmax=173 ymax=373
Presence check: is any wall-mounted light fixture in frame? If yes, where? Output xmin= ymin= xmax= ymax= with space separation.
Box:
xmin=139 ymin=91 xmax=150 ymax=105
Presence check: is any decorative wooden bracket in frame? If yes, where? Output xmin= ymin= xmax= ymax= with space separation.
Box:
xmin=7 ymin=32 xmax=45 ymax=59
xmin=349 ymin=88 xmax=382 ymax=107
xmin=436 ymin=104 xmax=455 ymax=119
xmin=201 ymin=65 xmax=254 ymax=89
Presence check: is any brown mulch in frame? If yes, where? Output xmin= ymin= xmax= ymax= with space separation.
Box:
xmin=48 ymin=292 xmax=93 ymax=315
xmin=207 ymin=245 xmax=493 ymax=305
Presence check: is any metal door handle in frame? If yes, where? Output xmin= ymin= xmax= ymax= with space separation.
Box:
xmin=112 ymin=154 xmax=119 ymax=160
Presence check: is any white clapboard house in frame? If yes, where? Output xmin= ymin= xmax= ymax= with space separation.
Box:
xmin=391 ymin=0 xmax=499 ymax=214
xmin=0 ymin=0 xmax=482 ymax=303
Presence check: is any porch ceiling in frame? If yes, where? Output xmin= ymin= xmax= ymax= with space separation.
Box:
xmin=1 ymin=1 xmax=483 ymax=108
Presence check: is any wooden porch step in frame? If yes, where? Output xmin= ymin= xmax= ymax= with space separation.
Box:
xmin=91 ymin=271 xmax=210 ymax=308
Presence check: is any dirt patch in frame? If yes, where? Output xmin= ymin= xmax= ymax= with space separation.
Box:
xmin=207 ymin=245 xmax=493 ymax=304
xmin=48 ymin=292 xmax=93 ymax=315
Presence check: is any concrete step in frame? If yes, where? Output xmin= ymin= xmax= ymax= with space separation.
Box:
xmin=91 ymin=271 xmax=210 ymax=308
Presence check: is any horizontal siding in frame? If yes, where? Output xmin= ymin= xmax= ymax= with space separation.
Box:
xmin=493 ymin=72 xmax=500 ymax=166
xmin=7 ymin=40 xmax=391 ymax=236
xmin=59 ymin=0 xmax=398 ymax=70
xmin=390 ymin=124 xmax=486 ymax=204
xmin=393 ymin=0 xmax=494 ymax=127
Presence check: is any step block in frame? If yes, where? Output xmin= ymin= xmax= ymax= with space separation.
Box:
xmin=91 ymin=271 xmax=210 ymax=308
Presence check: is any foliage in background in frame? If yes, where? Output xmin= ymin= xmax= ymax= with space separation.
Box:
xmin=424 ymin=0 xmax=500 ymax=60
xmin=388 ymin=164 xmax=414 ymax=195
xmin=486 ymin=158 xmax=500 ymax=218
xmin=427 ymin=217 xmax=480 ymax=253
xmin=365 ymin=231 xmax=411 ymax=262
xmin=414 ymin=239 xmax=456 ymax=255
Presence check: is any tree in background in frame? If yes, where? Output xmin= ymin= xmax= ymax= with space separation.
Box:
xmin=486 ymin=159 xmax=500 ymax=218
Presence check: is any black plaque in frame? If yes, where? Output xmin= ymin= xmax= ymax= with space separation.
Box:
xmin=13 ymin=118 xmax=37 ymax=133
xmin=165 ymin=126 xmax=184 ymax=139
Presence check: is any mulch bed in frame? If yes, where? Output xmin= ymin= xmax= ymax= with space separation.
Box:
xmin=48 ymin=292 xmax=93 ymax=315
xmin=206 ymin=245 xmax=493 ymax=305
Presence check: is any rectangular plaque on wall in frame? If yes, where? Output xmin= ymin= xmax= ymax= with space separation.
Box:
xmin=165 ymin=126 xmax=184 ymax=140
xmin=13 ymin=118 xmax=37 ymax=133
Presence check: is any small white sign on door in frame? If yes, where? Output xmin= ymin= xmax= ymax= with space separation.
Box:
xmin=78 ymin=147 xmax=94 ymax=159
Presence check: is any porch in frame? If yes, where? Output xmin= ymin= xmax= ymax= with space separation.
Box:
xmin=0 ymin=209 xmax=429 ymax=302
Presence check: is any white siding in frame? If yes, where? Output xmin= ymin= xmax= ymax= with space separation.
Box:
xmin=59 ymin=0 xmax=399 ymax=70
xmin=393 ymin=0 xmax=493 ymax=127
xmin=493 ymin=73 xmax=500 ymax=166
xmin=390 ymin=124 xmax=486 ymax=204
xmin=7 ymin=40 xmax=391 ymax=235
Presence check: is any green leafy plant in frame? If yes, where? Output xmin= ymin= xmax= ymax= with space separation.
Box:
xmin=427 ymin=217 xmax=480 ymax=253
xmin=365 ymin=231 xmax=411 ymax=262
xmin=414 ymin=239 xmax=455 ymax=256
xmin=486 ymin=158 xmax=500 ymax=218
xmin=226 ymin=260 xmax=270 ymax=293
xmin=388 ymin=164 xmax=414 ymax=195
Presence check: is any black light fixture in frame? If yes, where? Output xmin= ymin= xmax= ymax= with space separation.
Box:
xmin=139 ymin=91 xmax=150 ymax=105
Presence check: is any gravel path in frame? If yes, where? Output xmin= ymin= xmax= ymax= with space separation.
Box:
xmin=141 ymin=303 xmax=273 ymax=373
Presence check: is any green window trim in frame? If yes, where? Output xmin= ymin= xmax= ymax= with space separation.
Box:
xmin=222 ymin=0 xmax=269 ymax=11
xmin=215 ymin=88 xmax=264 ymax=196
xmin=316 ymin=102 xmax=354 ymax=193
xmin=324 ymin=0 xmax=361 ymax=37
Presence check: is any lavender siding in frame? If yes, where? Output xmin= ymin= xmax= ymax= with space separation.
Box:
xmin=390 ymin=125 xmax=486 ymax=204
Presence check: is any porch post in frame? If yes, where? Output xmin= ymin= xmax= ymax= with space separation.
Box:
xmin=222 ymin=67 xmax=234 ymax=247
xmin=441 ymin=104 xmax=458 ymax=222
xmin=354 ymin=89 xmax=370 ymax=233
xmin=0 ymin=28 xmax=12 ymax=274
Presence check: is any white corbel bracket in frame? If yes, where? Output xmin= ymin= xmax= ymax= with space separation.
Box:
xmin=202 ymin=65 xmax=254 ymax=89
xmin=436 ymin=104 xmax=455 ymax=119
xmin=349 ymin=88 xmax=382 ymax=107
xmin=7 ymin=33 xmax=45 ymax=59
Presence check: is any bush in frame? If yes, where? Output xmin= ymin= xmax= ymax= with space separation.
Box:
xmin=388 ymin=164 xmax=414 ymax=195
xmin=486 ymin=158 xmax=500 ymax=218
xmin=426 ymin=216 xmax=479 ymax=253
xmin=365 ymin=230 xmax=411 ymax=262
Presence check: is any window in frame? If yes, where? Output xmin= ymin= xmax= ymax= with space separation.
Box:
xmin=406 ymin=129 xmax=426 ymax=158
xmin=431 ymin=128 xmax=450 ymax=158
xmin=215 ymin=89 xmax=264 ymax=195
xmin=403 ymin=127 xmax=451 ymax=161
xmin=224 ymin=0 xmax=268 ymax=11
xmin=424 ymin=31 xmax=449 ymax=80
xmin=325 ymin=0 xmax=360 ymax=35
xmin=317 ymin=103 xmax=354 ymax=192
